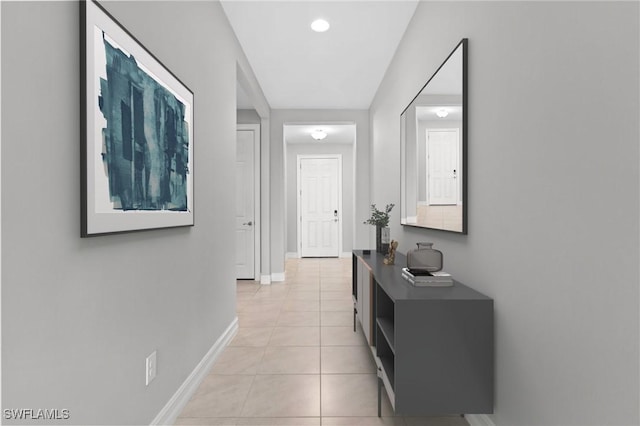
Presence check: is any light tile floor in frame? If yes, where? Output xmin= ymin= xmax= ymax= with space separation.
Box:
xmin=175 ymin=258 xmax=469 ymax=426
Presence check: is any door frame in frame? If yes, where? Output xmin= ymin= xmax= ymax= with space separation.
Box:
xmin=296 ymin=154 xmax=343 ymax=258
xmin=237 ymin=124 xmax=261 ymax=280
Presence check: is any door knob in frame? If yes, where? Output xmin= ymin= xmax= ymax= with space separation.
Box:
xmin=243 ymin=221 xmax=253 ymax=226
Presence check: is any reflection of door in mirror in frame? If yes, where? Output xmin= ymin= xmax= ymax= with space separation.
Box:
xmin=419 ymin=128 xmax=462 ymax=231
xmin=412 ymin=102 xmax=463 ymax=232
xmin=427 ymin=128 xmax=459 ymax=205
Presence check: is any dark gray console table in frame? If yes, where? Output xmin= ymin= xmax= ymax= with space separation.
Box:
xmin=352 ymin=250 xmax=494 ymax=416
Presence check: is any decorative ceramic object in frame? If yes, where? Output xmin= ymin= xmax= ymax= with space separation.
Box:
xmin=384 ymin=240 xmax=399 ymax=265
xmin=407 ymin=242 xmax=443 ymax=272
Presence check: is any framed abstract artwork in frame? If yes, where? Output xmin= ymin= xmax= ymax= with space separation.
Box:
xmin=80 ymin=0 xmax=194 ymax=237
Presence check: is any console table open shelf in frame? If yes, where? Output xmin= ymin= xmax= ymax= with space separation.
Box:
xmin=352 ymin=250 xmax=494 ymax=417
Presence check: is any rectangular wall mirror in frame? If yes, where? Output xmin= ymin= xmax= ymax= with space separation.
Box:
xmin=400 ymin=38 xmax=467 ymax=234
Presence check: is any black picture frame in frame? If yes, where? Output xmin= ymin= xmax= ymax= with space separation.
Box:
xmin=80 ymin=0 xmax=194 ymax=237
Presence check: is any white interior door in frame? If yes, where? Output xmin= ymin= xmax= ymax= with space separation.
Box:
xmin=299 ymin=156 xmax=341 ymax=257
xmin=427 ymin=128 xmax=459 ymax=205
xmin=236 ymin=127 xmax=257 ymax=279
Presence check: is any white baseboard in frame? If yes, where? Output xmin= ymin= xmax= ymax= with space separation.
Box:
xmin=260 ymin=273 xmax=286 ymax=284
xmin=466 ymin=414 xmax=496 ymax=426
xmin=288 ymin=252 xmax=351 ymax=259
xmin=271 ymin=272 xmax=285 ymax=282
xmin=150 ymin=317 xmax=239 ymax=426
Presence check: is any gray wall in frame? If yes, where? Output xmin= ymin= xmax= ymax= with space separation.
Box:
xmin=270 ymin=109 xmax=370 ymax=276
xmin=237 ymin=108 xmax=261 ymax=124
xmin=1 ymin=1 xmax=267 ymax=424
xmin=285 ymin=142 xmax=354 ymax=255
xmin=371 ymin=1 xmax=639 ymax=425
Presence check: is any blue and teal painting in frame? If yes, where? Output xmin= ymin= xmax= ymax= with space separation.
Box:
xmin=98 ymin=33 xmax=190 ymax=212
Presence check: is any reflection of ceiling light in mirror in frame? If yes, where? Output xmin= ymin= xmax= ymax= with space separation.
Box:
xmin=311 ymin=19 xmax=330 ymax=32
xmin=436 ymin=108 xmax=449 ymax=118
xmin=311 ymin=130 xmax=327 ymax=140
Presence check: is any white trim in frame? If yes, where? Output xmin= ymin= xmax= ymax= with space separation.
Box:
xmin=296 ymin=156 xmax=302 ymax=257
xmin=285 ymin=252 xmax=300 ymax=259
xmin=259 ymin=273 xmax=286 ymax=284
xmin=271 ymin=272 xmax=286 ymax=282
xmin=0 ymin=2 xmax=3 ymax=414
xmin=466 ymin=414 xmax=496 ymax=426
xmin=297 ymin=154 xmax=343 ymax=258
xmin=340 ymin=252 xmax=352 ymax=258
xmin=237 ymin=124 xmax=261 ymax=280
xmin=260 ymin=275 xmax=272 ymax=285
xmin=150 ymin=318 xmax=238 ymax=426
xmin=260 ymin=118 xmax=271 ymax=283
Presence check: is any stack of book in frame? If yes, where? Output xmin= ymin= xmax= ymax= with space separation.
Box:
xmin=401 ymin=268 xmax=453 ymax=287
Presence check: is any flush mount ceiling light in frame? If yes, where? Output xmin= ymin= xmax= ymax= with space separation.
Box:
xmin=311 ymin=129 xmax=327 ymax=140
xmin=311 ymin=19 xmax=330 ymax=33
xmin=436 ymin=108 xmax=449 ymax=118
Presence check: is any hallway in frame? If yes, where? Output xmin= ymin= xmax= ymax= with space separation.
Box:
xmin=175 ymin=258 xmax=469 ymax=426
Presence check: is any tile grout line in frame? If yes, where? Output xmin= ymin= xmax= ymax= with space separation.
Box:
xmin=232 ymin=260 xmax=363 ymax=425
xmin=236 ymin=282 xmax=269 ymax=422
xmin=235 ymin=372 xmax=257 ymax=421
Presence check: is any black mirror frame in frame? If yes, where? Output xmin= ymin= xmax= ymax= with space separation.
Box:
xmin=400 ymin=38 xmax=468 ymax=235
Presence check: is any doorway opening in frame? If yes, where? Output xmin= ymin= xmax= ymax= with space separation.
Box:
xmin=236 ymin=124 xmax=260 ymax=279
xmin=283 ymin=123 xmax=356 ymax=259
xmin=235 ymin=65 xmax=268 ymax=281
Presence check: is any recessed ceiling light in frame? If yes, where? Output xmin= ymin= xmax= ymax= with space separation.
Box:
xmin=436 ymin=108 xmax=449 ymax=118
xmin=311 ymin=19 xmax=330 ymax=33
xmin=311 ymin=129 xmax=327 ymax=140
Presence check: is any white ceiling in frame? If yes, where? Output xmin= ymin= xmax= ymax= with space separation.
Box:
xmin=284 ymin=123 xmax=356 ymax=144
xmin=222 ymin=1 xmax=419 ymax=110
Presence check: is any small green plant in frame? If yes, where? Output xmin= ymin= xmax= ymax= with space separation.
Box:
xmin=363 ymin=203 xmax=395 ymax=228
